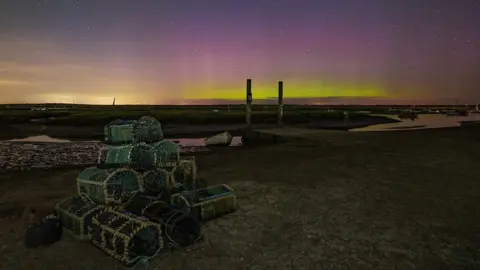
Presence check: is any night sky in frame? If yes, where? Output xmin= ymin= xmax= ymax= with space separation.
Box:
xmin=0 ymin=0 xmax=479 ymax=105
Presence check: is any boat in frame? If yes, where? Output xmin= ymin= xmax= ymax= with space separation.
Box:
xmin=204 ymin=131 xmax=233 ymax=146
xmin=397 ymin=110 xmax=418 ymax=119
xmin=469 ymin=104 xmax=480 ymax=113
xmin=445 ymin=110 xmax=459 ymax=116
xmin=445 ymin=110 xmax=468 ymax=116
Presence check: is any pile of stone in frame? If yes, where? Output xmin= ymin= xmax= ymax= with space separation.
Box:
xmin=0 ymin=141 xmax=103 ymax=172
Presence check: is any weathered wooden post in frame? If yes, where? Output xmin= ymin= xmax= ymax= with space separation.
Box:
xmin=277 ymin=81 xmax=283 ymax=126
xmin=343 ymin=111 xmax=349 ymax=129
xmin=246 ymin=79 xmax=252 ymax=131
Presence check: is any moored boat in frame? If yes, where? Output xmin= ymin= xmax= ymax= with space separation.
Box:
xmin=469 ymin=104 xmax=480 ymax=113
xmin=204 ymin=131 xmax=233 ymax=146
xmin=445 ymin=110 xmax=468 ymax=116
xmin=397 ymin=110 xmax=418 ymax=119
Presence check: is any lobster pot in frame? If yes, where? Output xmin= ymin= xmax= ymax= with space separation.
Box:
xmin=142 ymin=201 xmax=202 ymax=249
xmin=142 ymin=169 xmax=170 ymax=195
xmin=105 ymin=144 xmax=156 ymax=169
xmin=172 ymin=157 xmax=197 ymax=188
xmin=123 ymin=198 xmax=201 ymax=249
xmin=151 ymin=140 xmax=180 ymax=168
xmin=77 ymin=167 xmax=143 ymax=205
xmin=190 ymin=185 xmax=236 ymax=221
xmin=104 ymin=119 xmax=137 ymax=145
xmin=133 ymin=116 xmax=164 ymax=143
xmin=89 ymin=209 xmax=163 ymax=266
xmin=54 ymin=196 xmax=104 ymax=240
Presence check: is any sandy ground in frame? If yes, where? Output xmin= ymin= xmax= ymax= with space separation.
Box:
xmin=1 ymin=127 xmax=480 ymax=269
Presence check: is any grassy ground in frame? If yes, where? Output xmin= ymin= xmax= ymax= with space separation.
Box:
xmin=0 ymin=106 xmax=374 ymax=126
xmin=1 ymin=126 xmax=480 ymax=269
xmin=0 ymin=105 xmax=400 ymax=140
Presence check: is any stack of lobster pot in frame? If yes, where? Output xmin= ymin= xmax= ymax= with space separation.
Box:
xmin=52 ymin=115 xmax=236 ymax=267
xmin=55 ymin=116 xmax=169 ymax=266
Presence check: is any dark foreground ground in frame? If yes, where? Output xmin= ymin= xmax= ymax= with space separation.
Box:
xmin=1 ymin=126 xmax=480 ymax=269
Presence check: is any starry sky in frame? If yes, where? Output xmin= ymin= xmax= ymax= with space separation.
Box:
xmin=0 ymin=0 xmax=479 ymax=105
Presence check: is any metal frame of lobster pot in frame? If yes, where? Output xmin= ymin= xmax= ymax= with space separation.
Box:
xmin=103 ymin=143 xmax=156 ymax=170
xmin=171 ymin=184 xmax=236 ymax=221
xmin=54 ymin=196 xmax=105 ymax=240
xmin=76 ymin=167 xmax=143 ymax=205
xmin=151 ymin=140 xmax=181 ymax=168
xmin=88 ymin=209 xmax=164 ymax=266
xmin=171 ymin=156 xmax=197 ymax=188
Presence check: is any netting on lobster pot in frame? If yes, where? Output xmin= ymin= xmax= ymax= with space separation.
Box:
xmin=141 ymin=201 xmax=202 ymax=249
xmin=104 ymin=119 xmax=137 ymax=145
xmin=151 ymin=140 xmax=180 ymax=168
xmin=88 ymin=209 xmax=163 ymax=266
xmin=77 ymin=167 xmax=142 ymax=205
xmin=132 ymin=116 xmax=164 ymax=143
xmin=122 ymin=195 xmax=157 ymax=216
xmin=104 ymin=143 xmax=156 ymax=170
xmin=54 ymin=196 xmax=104 ymax=240
xmin=142 ymin=169 xmax=170 ymax=196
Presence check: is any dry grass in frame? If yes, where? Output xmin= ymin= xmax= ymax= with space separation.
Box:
xmin=1 ymin=126 xmax=480 ymax=269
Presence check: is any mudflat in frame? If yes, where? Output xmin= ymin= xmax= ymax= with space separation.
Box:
xmin=1 ymin=126 xmax=479 ymax=269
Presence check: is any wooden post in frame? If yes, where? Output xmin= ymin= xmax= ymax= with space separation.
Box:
xmin=246 ymin=79 xmax=252 ymax=130
xmin=277 ymin=81 xmax=283 ymax=126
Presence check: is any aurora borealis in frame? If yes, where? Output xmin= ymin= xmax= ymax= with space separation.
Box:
xmin=0 ymin=0 xmax=479 ymax=105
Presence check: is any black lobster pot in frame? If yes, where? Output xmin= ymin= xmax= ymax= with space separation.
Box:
xmin=54 ymin=196 xmax=104 ymax=240
xmin=123 ymin=196 xmax=201 ymax=249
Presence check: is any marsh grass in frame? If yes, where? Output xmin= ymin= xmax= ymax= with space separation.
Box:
xmin=0 ymin=108 xmax=360 ymax=126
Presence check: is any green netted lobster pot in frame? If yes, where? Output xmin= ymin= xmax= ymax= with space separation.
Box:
xmin=104 ymin=116 xmax=163 ymax=145
xmin=77 ymin=167 xmax=143 ymax=205
xmin=88 ymin=209 xmax=164 ymax=266
xmin=173 ymin=184 xmax=236 ymax=221
xmin=151 ymin=140 xmax=181 ymax=168
xmin=104 ymin=119 xmax=137 ymax=145
xmin=54 ymin=196 xmax=105 ymax=240
xmin=104 ymin=143 xmax=156 ymax=169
